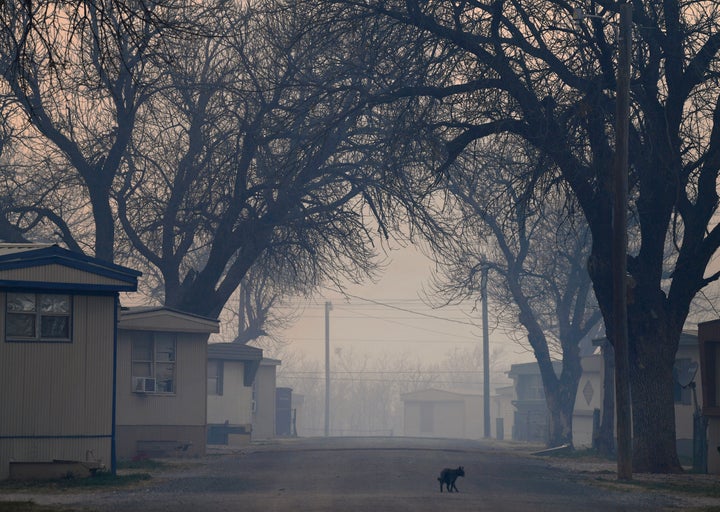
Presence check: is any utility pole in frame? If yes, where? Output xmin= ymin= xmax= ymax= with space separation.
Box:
xmin=481 ymin=266 xmax=491 ymax=438
xmin=613 ymin=1 xmax=633 ymax=482
xmin=324 ymin=301 xmax=332 ymax=437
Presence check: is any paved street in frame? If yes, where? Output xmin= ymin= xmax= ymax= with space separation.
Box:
xmin=0 ymin=437 xmax=711 ymax=511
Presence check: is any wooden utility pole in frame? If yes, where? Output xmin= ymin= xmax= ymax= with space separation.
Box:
xmin=324 ymin=301 xmax=332 ymax=437
xmin=613 ymin=1 xmax=632 ymax=481
xmin=481 ymin=266 xmax=491 ymax=438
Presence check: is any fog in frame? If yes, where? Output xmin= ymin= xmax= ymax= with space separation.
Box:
xmin=215 ymin=244 xmax=534 ymax=437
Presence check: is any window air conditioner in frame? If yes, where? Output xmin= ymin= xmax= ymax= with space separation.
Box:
xmin=133 ymin=376 xmax=157 ymax=393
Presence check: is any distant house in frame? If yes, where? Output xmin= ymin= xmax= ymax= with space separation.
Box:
xmin=574 ymin=332 xmax=702 ymax=458
xmin=572 ymin=350 xmax=604 ymax=449
xmin=115 ymin=307 xmax=219 ymax=460
xmin=206 ymin=343 xmax=263 ymax=445
xmin=507 ymin=361 xmax=560 ymax=443
xmin=699 ymin=320 xmax=720 ymax=473
xmin=508 ymin=331 xmax=702 ymax=453
xmin=493 ymin=385 xmax=515 ymax=441
xmin=400 ymin=388 xmax=486 ymax=439
xmin=0 ymin=244 xmax=140 ymax=480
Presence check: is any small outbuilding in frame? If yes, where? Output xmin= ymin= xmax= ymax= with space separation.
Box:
xmin=401 ymin=388 xmax=486 ymax=439
xmin=0 ymin=243 xmax=140 ymax=479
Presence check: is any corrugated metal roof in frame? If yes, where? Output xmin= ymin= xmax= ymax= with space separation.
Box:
xmin=0 ymin=243 xmax=53 ymax=256
xmin=0 ymin=243 xmax=140 ymax=291
xmin=207 ymin=342 xmax=263 ymax=361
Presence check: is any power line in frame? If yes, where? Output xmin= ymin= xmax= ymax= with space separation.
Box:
xmin=343 ymin=293 xmax=479 ymax=326
xmin=286 ymin=337 xmax=479 ymax=344
xmin=281 ymin=370 xmax=509 ymax=375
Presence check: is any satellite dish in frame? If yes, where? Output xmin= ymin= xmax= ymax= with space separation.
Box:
xmin=677 ymin=361 xmax=699 ymax=388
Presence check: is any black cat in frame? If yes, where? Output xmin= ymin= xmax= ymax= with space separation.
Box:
xmin=437 ymin=466 xmax=465 ymax=493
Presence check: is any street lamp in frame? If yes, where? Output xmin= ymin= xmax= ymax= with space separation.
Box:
xmin=574 ymin=2 xmax=633 ymax=481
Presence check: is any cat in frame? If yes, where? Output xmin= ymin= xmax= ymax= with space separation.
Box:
xmin=437 ymin=466 xmax=465 ymax=493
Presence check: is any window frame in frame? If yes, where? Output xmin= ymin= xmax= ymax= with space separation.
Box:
xmin=208 ymin=359 xmax=224 ymax=396
xmin=5 ymin=292 xmax=73 ymax=343
xmin=131 ymin=332 xmax=177 ymax=395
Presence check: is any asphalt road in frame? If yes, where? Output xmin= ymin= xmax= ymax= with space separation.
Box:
xmin=0 ymin=437 xmax=696 ymax=511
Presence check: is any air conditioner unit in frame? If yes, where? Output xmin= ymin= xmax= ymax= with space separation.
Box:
xmin=133 ymin=377 xmax=156 ymax=393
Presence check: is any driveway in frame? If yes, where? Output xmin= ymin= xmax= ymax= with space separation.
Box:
xmin=1 ymin=437 xmax=717 ymax=511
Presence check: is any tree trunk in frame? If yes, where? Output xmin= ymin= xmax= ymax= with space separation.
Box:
xmin=630 ymin=331 xmax=682 ymax=473
xmin=544 ymin=375 xmax=580 ymax=447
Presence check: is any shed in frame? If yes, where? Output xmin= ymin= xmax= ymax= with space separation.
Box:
xmin=115 ymin=307 xmax=219 ymax=459
xmin=0 ymin=243 xmax=139 ymax=479
xmin=401 ymin=388 xmax=486 ymax=439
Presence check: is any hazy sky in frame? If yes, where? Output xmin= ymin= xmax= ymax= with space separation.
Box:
xmin=269 ymin=244 xmax=533 ymax=369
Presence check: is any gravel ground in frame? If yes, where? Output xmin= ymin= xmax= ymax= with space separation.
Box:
xmin=1 ymin=438 xmax=719 ymax=511
xmin=542 ymin=454 xmax=720 ymax=510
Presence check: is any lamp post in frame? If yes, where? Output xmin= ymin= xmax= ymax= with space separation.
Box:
xmin=574 ymin=2 xmax=633 ymax=481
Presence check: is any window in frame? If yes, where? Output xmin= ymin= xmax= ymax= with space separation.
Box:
xmin=518 ymin=375 xmax=545 ymax=400
xmin=208 ymin=360 xmax=223 ymax=396
xmin=6 ymin=293 xmax=72 ymax=342
xmin=132 ymin=333 xmax=176 ymax=394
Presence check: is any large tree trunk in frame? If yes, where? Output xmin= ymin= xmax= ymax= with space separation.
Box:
xmin=629 ymin=321 xmax=683 ymax=473
xmin=526 ymin=319 xmax=583 ymax=448
xmin=543 ymin=367 xmax=582 ymax=448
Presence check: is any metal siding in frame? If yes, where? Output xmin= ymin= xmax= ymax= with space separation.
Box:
xmin=0 ymin=293 xmax=115 ymax=479
xmin=116 ymin=332 xmax=208 ymax=427
xmin=0 ymin=438 xmax=111 ymax=480
xmin=0 ymin=263 xmax=128 ymax=287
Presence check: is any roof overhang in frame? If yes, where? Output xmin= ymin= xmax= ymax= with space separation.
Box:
xmin=119 ymin=307 xmax=220 ymax=333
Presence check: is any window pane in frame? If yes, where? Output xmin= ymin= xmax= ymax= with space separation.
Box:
xmin=132 ymin=363 xmax=152 ymax=377
xmin=155 ymin=335 xmax=175 ymax=362
xmin=40 ymin=316 xmax=70 ymax=338
xmin=208 ymin=361 xmax=219 ymax=395
xmin=132 ymin=339 xmax=153 ymax=361
xmin=7 ymin=313 xmax=36 ymax=337
xmin=7 ymin=293 xmax=36 ymax=312
xmin=39 ymin=295 xmax=70 ymax=313
xmin=156 ymin=363 xmax=175 ymax=393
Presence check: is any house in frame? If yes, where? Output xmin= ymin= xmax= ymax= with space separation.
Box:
xmin=400 ymin=388 xmax=486 ymax=439
xmin=574 ymin=332 xmax=702 ymax=459
xmin=697 ymin=320 xmax=720 ymax=473
xmin=115 ymin=307 xmax=219 ymax=460
xmin=493 ymin=385 xmax=515 ymax=441
xmin=572 ymin=351 xmax=604 ymax=449
xmin=0 ymin=243 xmax=140 ymax=479
xmin=507 ymin=361 xmax=561 ymax=443
xmin=206 ymin=342 xmax=263 ymax=445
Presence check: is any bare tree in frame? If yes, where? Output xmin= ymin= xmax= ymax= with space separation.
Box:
xmin=338 ymin=0 xmax=720 ymax=473
xmin=0 ymin=0 xmax=440 ymax=334
xmin=114 ymin=0 xmax=441 ymax=318
xmin=0 ymin=0 xmax=190 ymax=259
xmin=428 ymin=136 xmax=601 ymax=448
